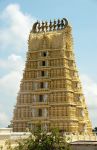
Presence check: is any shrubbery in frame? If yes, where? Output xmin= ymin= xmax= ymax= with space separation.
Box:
xmin=6 ymin=128 xmax=71 ymax=150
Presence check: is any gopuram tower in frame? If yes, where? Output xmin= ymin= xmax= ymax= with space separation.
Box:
xmin=13 ymin=18 xmax=92 ymax=134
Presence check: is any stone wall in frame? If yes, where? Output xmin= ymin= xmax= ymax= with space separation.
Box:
xmin=71 ymin=141 xmax=97 ymax=150
xmin=0 ymin=130 xmax=97 ymax=150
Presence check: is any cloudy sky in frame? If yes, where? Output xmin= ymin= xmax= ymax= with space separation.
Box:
xmin=0 ymin=0 xmax=97 ymax=128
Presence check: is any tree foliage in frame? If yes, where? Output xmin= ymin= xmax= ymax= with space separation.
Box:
xmin=6 ymin=129 xmax=71 ymax=150
xmin=93 ymin=127 xmax=97 ymax=135
xmin=6 ymin=128 xmax=71 ymax=150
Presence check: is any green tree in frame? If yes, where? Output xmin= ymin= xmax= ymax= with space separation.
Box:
xmin=93 ymin=127 xmax=97 ymax=135
xmin=6 ymin=128 xmax=72 ymax=150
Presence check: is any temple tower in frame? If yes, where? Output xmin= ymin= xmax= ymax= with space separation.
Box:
xmin=13 ymin=18 xmax=92 ymax=134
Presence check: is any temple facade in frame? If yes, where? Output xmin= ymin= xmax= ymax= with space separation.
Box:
xmin=13 ymin=18 xmax=92 ymax=134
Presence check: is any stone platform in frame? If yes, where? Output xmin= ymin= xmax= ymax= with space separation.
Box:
xmin=0 ymin=128 xmax=97 ymax=149
xmin=71 ymin=141 xmax=97 ymax=150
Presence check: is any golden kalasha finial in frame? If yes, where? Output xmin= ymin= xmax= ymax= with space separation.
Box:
xmin=49 ymin=20 xmax=52 ymax=31
xmin=45 ymin=21 xmax=48 ymax=31
xmin=38 ymin=21 xmax=41 ymax=32
xmin=61 ymin=19 xmax=64 ymax=29
xmin=53 ymin=19 xmax=56 ymax=30
xmin=32 ymin=18 xmax=68 ymax=33
xmin=32 ymin=21 xmax=38 ymax=33
xmin=57 ymin=19 xmax=61 ymax=29
xmin=42 ymin=21 xmax=45 ymax=32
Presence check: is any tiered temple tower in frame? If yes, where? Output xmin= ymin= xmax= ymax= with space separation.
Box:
xmin=13 ymin=18 xmax=92 ymax=134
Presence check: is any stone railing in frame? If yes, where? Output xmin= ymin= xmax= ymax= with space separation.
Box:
xmin=0 ymin=132 xmax=31 ymax=150
xmin=64 ymin=132 xmax=97 ymax=142
xmin=0 ymin=132 xmax=30 ymax=140
xmin=0 ymin=132 xmax=97 ymax=142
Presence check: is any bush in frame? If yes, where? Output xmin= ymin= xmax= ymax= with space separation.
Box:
xmin=6 ymin=128 xmax=71 ymax=150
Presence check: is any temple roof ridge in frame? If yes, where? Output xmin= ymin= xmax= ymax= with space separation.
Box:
xmin=32 ymin=17 xmax=68 ymax=33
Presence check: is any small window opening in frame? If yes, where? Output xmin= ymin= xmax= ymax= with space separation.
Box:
xmin=38 ymin=109 xmax=42 ymax=117
xmin=40 ymin=82 xmax=44 ymax=88
xmin=42 ymin=61 xmax=46 ymax=66
xmin=39 ymin=95 xmax=43 ymax=102
xmin=41 ymin=71 xmax=45 ymax=76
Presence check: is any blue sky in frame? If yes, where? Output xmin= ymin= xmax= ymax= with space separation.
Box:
xmin=0 ymin=0 xmax=97 ymax=128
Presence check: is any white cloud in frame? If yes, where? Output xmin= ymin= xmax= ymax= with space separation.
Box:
xmin=0 ymin=54 xmax=24 ymax=71
xmin=0 ymin=70 xmax=22 ymax=95
xmin=0 ymin=69 xmax=23 ymax=127
xmin=0 ymin=3 xmax=36 ymax=127
xmin=0 ymin=60 xmax=25 ymax=126
xmin=81 ymin=74 xmax=97 ymax=127
xmin=0 ymin=112 xmax=9 ymax=127
xmin=0 ymin=54 xmax=24 ymax=127
xmin=0 ymin=3 xmax=35 ymax=53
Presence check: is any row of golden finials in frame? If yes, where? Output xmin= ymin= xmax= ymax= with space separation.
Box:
xmin=32 ymin=18 xmax=68 ymax=33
